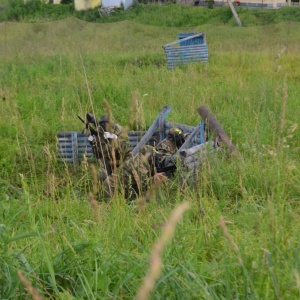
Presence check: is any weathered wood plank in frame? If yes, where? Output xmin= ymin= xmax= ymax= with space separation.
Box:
xmin=131 ymin=106 xmax=172 ymax=156
xmin=198 ymin=105 xmax=240 ymax=157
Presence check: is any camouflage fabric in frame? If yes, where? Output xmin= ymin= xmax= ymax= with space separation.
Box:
xmin=101 ymin=127 xmax=186 ymax=200
xmin=153 ymin=129 xmax=184 ymax=172
xmin=102 ymin=151 xmax=153 ymax=200
xmin=155 ymin=138 xmax=177 ymax=155
xmin=155 ymin=128 xmax=184 ymax=154
xmin=92 ymin=122 xmax=131 ymax=176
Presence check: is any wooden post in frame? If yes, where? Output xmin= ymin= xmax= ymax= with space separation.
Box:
xmin=198 ymin=105 xmax=241 ymax=157
xmin=227 ymin=0 xmax=242 ymax=27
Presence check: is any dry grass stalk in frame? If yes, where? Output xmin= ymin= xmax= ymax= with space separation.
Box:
xmin=103 ymin=99 xmax=113 ymax=133
xmin=82 ymin=153 xmax=89 ymax=170
xmin=219 ymin=217 xmax=243 ymax=266
xmin=43 ymin=144 xmax=57 ymax=200
xmin=128 ymin=91 xmax=145 ymax=130
xmin=17 ymin=271 xmax=44 ymax=300
xmin=88 ymin=192 xmax=98 ymax=209
xmin=264 ymin=249 xmax=280 ymax=299
xmin=61 ymin=96 xmax=65 ymax=122
xmin=137 ymin=196 xmax=147 ymax=212
xmin=131 ymin=167 xmax=142 ymax=196
xmin=103 ymin=99 xmax=118 ymax=182
xmin=136 ymin=201 xmax=190 ymax=300
xmin=88 ymin=192 xmax=102 ymax=224
xmin=111 ymin=140 xmax=117 ymax=180
xmin=62 ymin=234 xmax=77 ymax=255
xmin=294 ymin=270 xmax=300 ymax=293
xmin=275 ymin=46 xmax=286 ymax=62
xmin=137 ymin=165 xmax=169 ymax=212
xmin=93 ymin=138 xmax=112 ymax=195
xmin=91 ymin=164 xmax=99 ymax=195
xmin=79 ymin=51 xmax=95 ymax=116
xmin=278 ymin=76 xmax=288 ymax=145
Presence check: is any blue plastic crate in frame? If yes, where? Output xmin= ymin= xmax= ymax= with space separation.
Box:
xmin=178 ymin=32 xmax=206 ymax=46
xmin=163 ymin=32 xmax=208 ymax=69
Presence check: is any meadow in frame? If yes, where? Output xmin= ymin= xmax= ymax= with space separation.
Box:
xmin=0 ymin=5 xmax=300 ymax=299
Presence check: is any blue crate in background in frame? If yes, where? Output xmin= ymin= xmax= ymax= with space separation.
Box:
xmin=178 ymin=32 xmax=206 ymax=46
xmin=163 ymin=32 xmax=208 ymax=69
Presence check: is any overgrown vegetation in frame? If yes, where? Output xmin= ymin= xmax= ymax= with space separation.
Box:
xmin=0 ymin=0 xmax=300 ymax=26
xmin=0 ymin=2 xmax=300 ymax=300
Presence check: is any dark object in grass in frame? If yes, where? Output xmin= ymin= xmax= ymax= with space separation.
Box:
xmin=198 ymin=105 xmax=240 ymax=157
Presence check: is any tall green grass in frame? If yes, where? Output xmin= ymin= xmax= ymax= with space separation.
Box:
xmin=0 ymin=16 xmax=299 ymax=299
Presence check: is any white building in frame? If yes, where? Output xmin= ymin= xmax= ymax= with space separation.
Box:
xmin=101 ymin=0 xmax=133 ymax=10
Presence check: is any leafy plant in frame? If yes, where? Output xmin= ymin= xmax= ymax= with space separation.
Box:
xmin=206 ymin=0 xmax=214 ymax=9
xmin=0 ymin=223 xmax=39 ymax=299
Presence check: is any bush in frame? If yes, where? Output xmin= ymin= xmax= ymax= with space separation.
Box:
xmin=206 ymin=0 xmax=214 ymax=9
xmin=0 ymin=0 xmax=74 ymax=22
xmin=0 ymin=0 xmax=24 ymax=21
xmin=75 ymin=8 xmax=101 ymax=22
xmin=1 ymin=1 xmax=300 ymax=25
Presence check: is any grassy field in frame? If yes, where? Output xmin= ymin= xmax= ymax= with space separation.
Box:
xmin=0 ymin=7 xmax=300 ymax=300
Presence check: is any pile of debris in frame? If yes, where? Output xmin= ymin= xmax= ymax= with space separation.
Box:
xmin=57 ymin=105 xmax=238 ymax=199
xmin=98 ymin=6 xmax=115 ymax=17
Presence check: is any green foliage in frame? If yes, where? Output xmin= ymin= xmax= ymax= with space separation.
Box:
xmin=1 ymin=1 xmax=300 ymax=26
xmin=75 ymin=7 xmax=102 ymax=22
xmin=206 ymin=0 xmax=214 ymax=9
xmin=0 ymin=8 xmax=300 ymax=300
xmin=0 ymin=221 xmax=39 ymax=299
xmin=0 ymin=0 xmax=74 ymax=22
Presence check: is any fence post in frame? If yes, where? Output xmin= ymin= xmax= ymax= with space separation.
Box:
xmin=227 ymin=0 xmax=242 ymax=27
